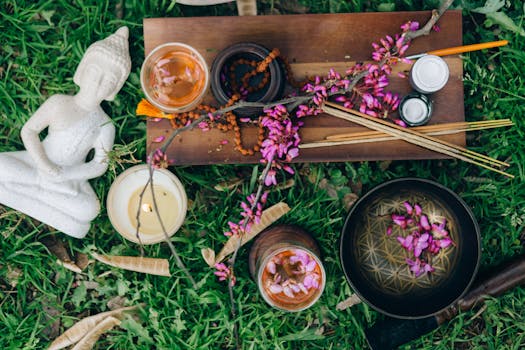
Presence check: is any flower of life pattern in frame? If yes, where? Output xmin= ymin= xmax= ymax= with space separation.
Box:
xmin=354 ymin=192 xmax=459 ymax=296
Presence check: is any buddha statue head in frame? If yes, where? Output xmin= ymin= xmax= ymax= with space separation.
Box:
xmin=73 ymin=26 xmax=132 ymax=102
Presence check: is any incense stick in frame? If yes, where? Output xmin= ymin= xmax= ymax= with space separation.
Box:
xmin=325 ymin=120 xmax=513 ymax=141
xmin=300 ymin=121 xmax=512 ymax=149
xmin=321 ymin=102 xmax=513 ymax=178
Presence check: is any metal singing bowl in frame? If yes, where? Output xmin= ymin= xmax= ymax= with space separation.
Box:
xmin=340 ymin=178 xmax=481 ymax=319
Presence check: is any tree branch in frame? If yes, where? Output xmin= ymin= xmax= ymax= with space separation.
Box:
xmin=404 ymin=0 xmax=455 ymax=41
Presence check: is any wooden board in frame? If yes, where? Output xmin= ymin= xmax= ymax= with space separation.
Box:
xmin=144 ymin=11 xmax=464 ymax=165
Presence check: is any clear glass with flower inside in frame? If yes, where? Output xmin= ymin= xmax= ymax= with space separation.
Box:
xmin=249 ymin=225 xmax=326 ymax=312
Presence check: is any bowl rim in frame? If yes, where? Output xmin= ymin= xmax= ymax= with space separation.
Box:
xmin=339 ymin=177 xmax=481 ymax=319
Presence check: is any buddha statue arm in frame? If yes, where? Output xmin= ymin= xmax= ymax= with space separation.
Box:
xmin=20 ymin=97 xmax=61 ymax=177
xmin=61 ymin=123 xmax=116 ymax=181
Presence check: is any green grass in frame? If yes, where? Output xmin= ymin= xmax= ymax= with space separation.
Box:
xmin=1 ymin=0 xmax=524 ymax=349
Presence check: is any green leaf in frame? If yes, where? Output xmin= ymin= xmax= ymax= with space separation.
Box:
xmin=71 ymin=283 xmax=87 ymax=308
xmin=487 ymin=12 xmax=525 ymax=36
xmin=39 ymin=10 xmax=55 ymax=26
xmin=172 ymin=309 xmax=187 ymax=333
xmin=378 ymin=3 xmax=396 ymax=12
xmin=471 ymin=0 xmax=505 ymax=14
xmin=120 ymin=317 xmax=154 ymax=344
xmin=279 ymin=328 xmax=325 ymax=342
xmin=116 ymin=279 xmax=130 ymax=296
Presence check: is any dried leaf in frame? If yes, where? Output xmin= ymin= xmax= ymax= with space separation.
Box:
xmin=75 ymin=253 xmax=90 ymax=270
xmin=56 ymin=260 xmax=82 ymax=273
xmin=107 ymin=296 xmax=127 ymax=311
xmin=214 ymin=202 xmax=290 ymax=263
xmin=201 ymin=248 xmax=216 ymax=268
xmin=343 ymin=193 xmax=359 ymax=212
xmin=92 ymin=253 xmax=171 ymax=277
xmin=41 ymin=235 xmax=72 ymax=263
xmin=71 ymin=316 xmax=121 ymax=350
xmin=336 ymin=294 xmax=362 ymax=311
xmin=42 ymin=301 xmax=61 ymax=340
xmin=6 ymin=264 xmax=22 ymax=288
xmin=47 ymin=305 xmax=138 ymax=350
xmin=214 ymin=177 xmax=243 ymax=192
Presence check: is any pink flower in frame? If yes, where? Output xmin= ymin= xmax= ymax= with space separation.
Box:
xmin=397 ymin=234 xmax=414 ymax=250
xmin=214 ymin=263 xmax=236 ymax=286
xmin=264 ymin=169 xmax=277 ymax=186
xmin=420 ymin=215 xmax=431 ymax=231
xmin=403 ymin=201 xmax=413 ymax=215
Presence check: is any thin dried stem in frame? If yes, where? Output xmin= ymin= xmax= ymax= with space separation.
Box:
xmin=227 ymin=158 xmax=274 ymax=350
xmin=147 ymin=164 xmax=197 ymax=288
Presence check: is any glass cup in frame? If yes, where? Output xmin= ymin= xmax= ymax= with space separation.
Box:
xmin=141 ymin=42 xmax=209 ymax=113
xmin=249 ymin=225 xmax=326 ymax=312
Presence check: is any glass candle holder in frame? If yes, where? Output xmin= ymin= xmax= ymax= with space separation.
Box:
xmin=409 ymin=55 xmax=449 ymax=95
xmin=249 ymin=225 xmax=326 ymax=312
xmin=106 ymin=164 xmax=188 ymax=244
xmin=141 ymin=42 xmax=209 ymax=113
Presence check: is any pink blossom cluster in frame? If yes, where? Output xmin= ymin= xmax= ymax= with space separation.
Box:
xmin=214 ymin=262 xmax=236 ymax=286
xmin=260 ymin=105 xmax=302 ymax=186
xmin=148 ymin=148 xmax=174 ymax=169
xmin=265 ymin=249 xmax=321 ymax=298
xmin=371 ymin=20 xmax=420 ymax=63
xmin=224 ymin=191 xmax=269 ymax=237
xmin=387 ymin=201 xmax=454 ymax=277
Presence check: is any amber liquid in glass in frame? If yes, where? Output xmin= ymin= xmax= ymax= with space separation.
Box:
xmin=261 ymin=249 xmax=323 ymax=309
xmin=148 ymin=51 xmax=206 ymax=108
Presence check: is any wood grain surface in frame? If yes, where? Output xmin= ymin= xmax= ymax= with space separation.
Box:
xmin=144 ymin=11 xmax=464 ymax=165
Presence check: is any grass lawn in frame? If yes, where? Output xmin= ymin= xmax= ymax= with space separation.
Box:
xmin=1 ymin=0 xmax=525 ymax=349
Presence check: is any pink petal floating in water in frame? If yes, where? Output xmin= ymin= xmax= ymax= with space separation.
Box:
xmin=152 ymin=135 xmax=165 ymax=143
xmin=269 ymin=284 xmax=283 ymax=294
xmin=283 ymin=286 xmax=295 ymax=298
xmin=306 ymin=260 xmax=317 ymax=273
xmin=266 ymin=261 xmax=276 ymax=275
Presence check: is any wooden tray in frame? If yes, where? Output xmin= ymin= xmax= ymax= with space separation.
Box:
xmin=144 ymin=11 xmax=464 ymax=165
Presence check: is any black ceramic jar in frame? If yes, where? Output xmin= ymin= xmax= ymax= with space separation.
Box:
xmin=210 ymin=42 xmax=286 ymax=117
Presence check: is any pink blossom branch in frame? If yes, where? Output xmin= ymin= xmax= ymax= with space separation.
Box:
xmin=226 ymin=157 xmax=273 ymax=349
xmin=404 ymin=0 xmax=454 ymax=41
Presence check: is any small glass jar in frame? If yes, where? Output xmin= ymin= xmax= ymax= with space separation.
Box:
xmin=249 ymin=225 xmax=326 ymax=312
xmin=140 ymin=42 xmax=209 ymax=113
xmin=398 ymin=93 xmax=433 ymax=126
xmin=409 ymin=55 xmax=449 ymax=94
xmin=210 ymin=42 xmax=285 ymax=117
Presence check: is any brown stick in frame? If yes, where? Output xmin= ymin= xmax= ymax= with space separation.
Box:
xmin=322 ymin=102 xmax=513 ymax=177
xmin=404 ymin=0 xmax=455 ymax=41
xmin=325 ymin=120 xmax=513 ymax=141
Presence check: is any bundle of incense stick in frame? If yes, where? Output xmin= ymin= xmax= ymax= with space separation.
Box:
xmin=321 ymin=101 xmax=513 ymax=178
xmin=299 ymin=119 xmax=513 ymax=148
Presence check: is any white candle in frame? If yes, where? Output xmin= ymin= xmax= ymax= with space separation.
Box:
xmin=107 ymin=164 xmax=187 ymax=244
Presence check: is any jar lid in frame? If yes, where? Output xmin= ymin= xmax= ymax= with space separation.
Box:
xmin=410 ymin=55 xmax=449 ymax=94
xmin=399 ymin=93 xmax=433 ymax=126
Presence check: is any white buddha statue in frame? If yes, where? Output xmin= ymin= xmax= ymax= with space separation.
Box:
xmin=0 ymin=27 xmax=131 ymax=238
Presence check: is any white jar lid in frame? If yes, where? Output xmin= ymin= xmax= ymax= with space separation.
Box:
xmin=401 ymin=97 xmax=429 ymax=124
xmin=410 ymin=55 xmax=449 ymax=94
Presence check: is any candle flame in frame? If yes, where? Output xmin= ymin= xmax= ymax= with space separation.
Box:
xmin=141 ymin=203 xmax=153 ymax=212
